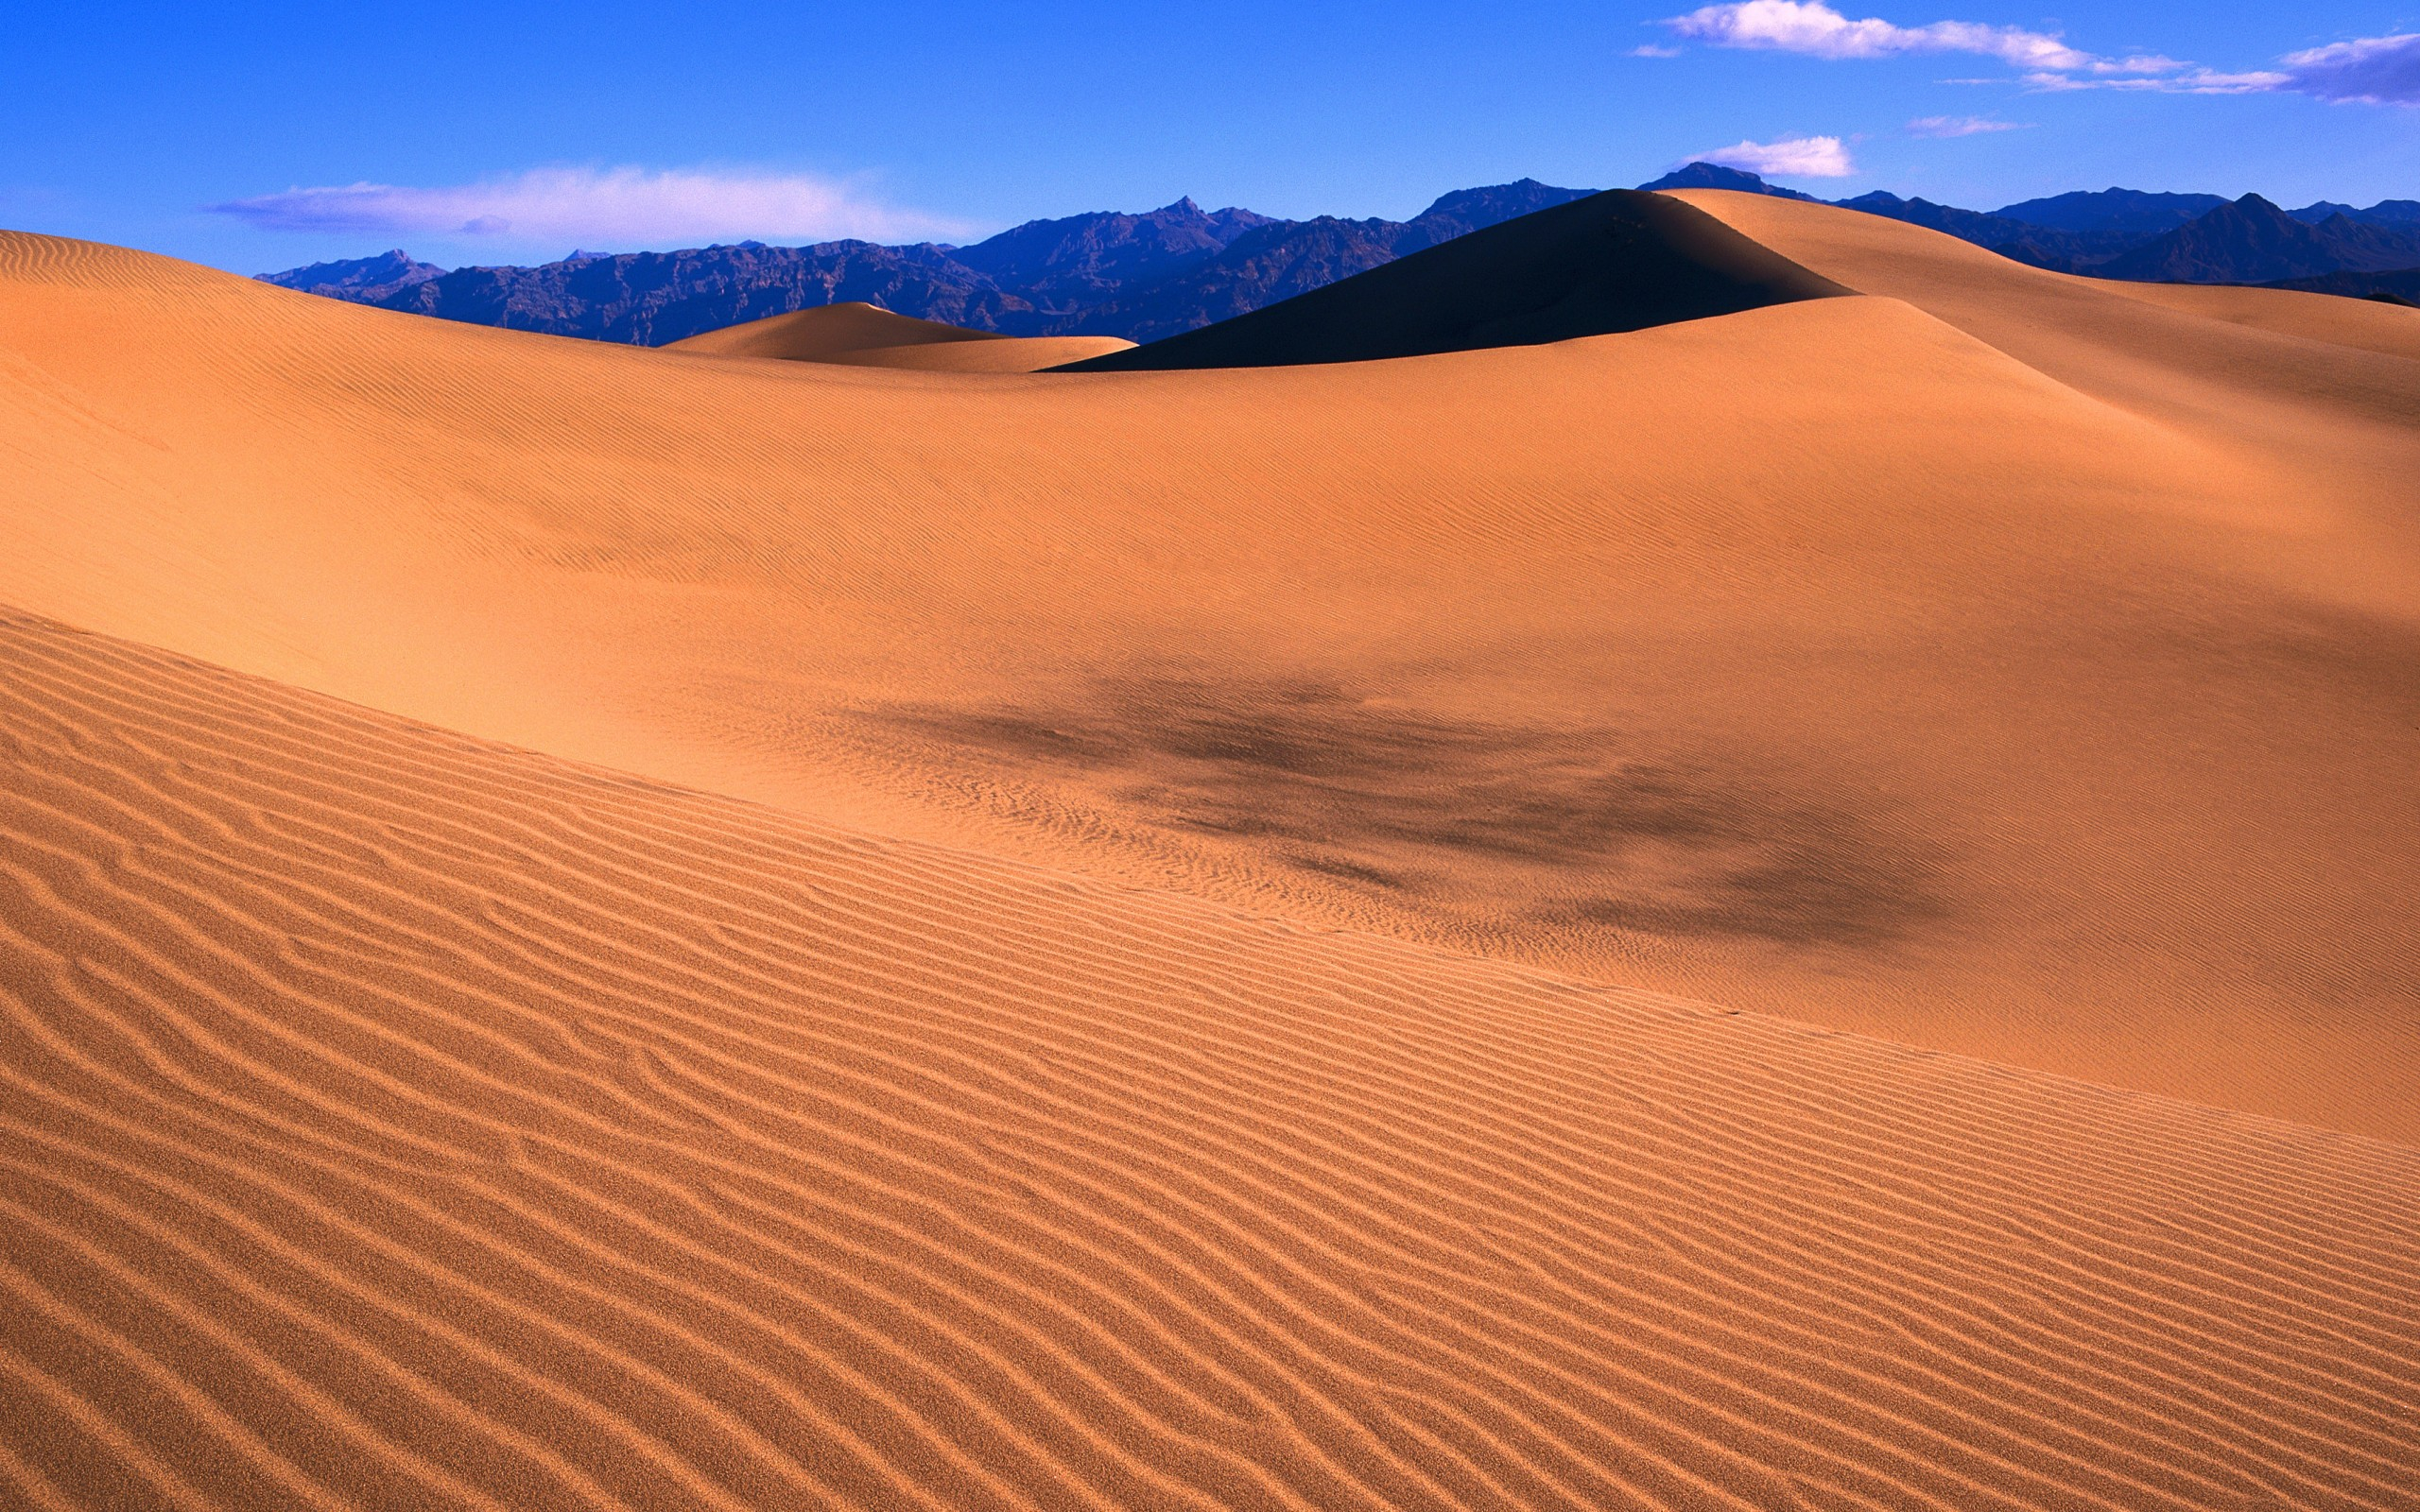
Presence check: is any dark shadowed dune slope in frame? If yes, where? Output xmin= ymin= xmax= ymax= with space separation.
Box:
xmin=1059 ymin=190 xmax=1853 ymax=370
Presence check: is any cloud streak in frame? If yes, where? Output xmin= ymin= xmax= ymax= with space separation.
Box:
xmin=1689 ymin=134 xmax=1857 ymax=177
xmin=2038 ymin=32 xmax=2420 ymax=103
xmin=1662 ymin=5 xmax=2420 ymax=106
xmin=2277 ymin=32 xmax=2420 ymax=105
xmin=2017 ymin=67 xmax=2287 ymax=95
xmin=1905 ymin=114 xmax=2027 ymax=136
xmin=209 ymin=166 xmax=970 ymax=249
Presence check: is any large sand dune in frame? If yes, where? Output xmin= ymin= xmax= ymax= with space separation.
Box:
xmin=4 ymin=224 xmax=2414 ymax=1136
xmin=1 ymin=608 xmax=2413 ymax=1510
xmin=2 ymin=205 xmax=2417 ymax=1506
xmin=1063 ymin=190 xmax=1850 ymax=369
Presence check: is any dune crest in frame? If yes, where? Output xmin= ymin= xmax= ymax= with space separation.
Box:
xmin=1062 ymin=189 xmax=1850 ymax=370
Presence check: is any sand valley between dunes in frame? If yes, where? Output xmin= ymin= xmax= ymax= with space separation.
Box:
xmin=1 ymin=192 xmax=2416 ymax=1508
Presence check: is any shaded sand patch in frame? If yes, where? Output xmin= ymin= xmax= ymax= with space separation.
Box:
xmin=876 ymin=674 xmax=1945 ymax=948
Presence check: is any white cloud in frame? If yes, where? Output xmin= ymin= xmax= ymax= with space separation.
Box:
xmin=209 ymin=165 xmax=969 ymax=249
xmin=1631 ymin=43 xmax=1685 ymax=57
xmin=1689 ymin=134 xmax=1858 ymax=177
xmin=1906 ymin=114 xmax=2027 ymax=136
xmin=1668 ymin=2 xmax=2093 ymax=70
xmin=1662 ymin=5 xmax=2420 ymax=107
xmin=2278 ymin=32 xmax=2420 ymax=105
xmin=2013 ymin=32 xmax=2420 ymax=100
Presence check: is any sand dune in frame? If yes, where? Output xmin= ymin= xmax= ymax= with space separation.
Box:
xmin=1063 ymin=189 xmax=1848 ymax=369
xmin=2 ymin=607 xmax=2414 ymax=1511
xmin=5 ymin=189 xmax=2420 ymax=1510
xmin=668 ymin=301 xmax=1132 ymax=370
xmin=1668 ymin=188 xmax=2420 ymax=610
xmin=834 ymin=336 xmax=1140 ymax=372
xmin=4 ymin=226 xmax=2414 ymax=1138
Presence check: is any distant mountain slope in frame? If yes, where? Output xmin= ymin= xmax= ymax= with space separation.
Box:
xmin=1054 ymin=180 xmax=1601 ymax=341
xmin=258 ymin=248 xmax=444 ymax=301
xmin=259 ymin=172 xmax=2420 ymax=348
xmin=1395 ymin=178 xmax=1601 ymax=248
xmin=2099 ymin=194 xmax=2420 ymax=284
xmin=1828 ymin=193 xmax=2142 ymax=272
xmin=1047 ymin=215 xmax=1406 ymax=343
xmin=943 ymin=197 xmax=1275 ymax=313
xmin=1636 ymin=162 xmax=1819 ymax=200
xmin=1991 ymin=188 xmax=2229 ymax=234
xmin=1824 ymin=185 xmax=2420 ymax=283
xmin=377 ymin=239 xmax=1032 ymax=343
xmin=2285 ymin=199 xmax=2420 ymax=228
xmin=1060 ymin=190 xmax=1850 ymax=370
xmin=1831 ymin=192 xmax=2035 ymax=247
xmin=264 ymin=180 xmax=1599 ymax=347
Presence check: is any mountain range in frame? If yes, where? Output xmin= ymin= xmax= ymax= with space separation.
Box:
xmin=261 ymin=166 xmax=2420 ymax=346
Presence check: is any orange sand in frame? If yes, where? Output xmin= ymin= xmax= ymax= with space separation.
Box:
xmin=1 ymin=209 xmax=2417 ymax=1507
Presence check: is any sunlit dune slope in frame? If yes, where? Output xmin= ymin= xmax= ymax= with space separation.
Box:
xmin=666 ymin=301 xmax=1132 ymax=371
xmin=1063 ymin=189 xmax=1848 ymax=369
xmin=836 ymin=336 xmax=1139 ymax=372
xmin=3 ymin=229 xmax=2417 ymax=1139
xmin=669 ymin=301 xmax=1005 ymax=358
xmin=1668 ymin=189 xmax=2420 ymax=614
xmin=3 ymin=608 xmax=2414 ymax=1512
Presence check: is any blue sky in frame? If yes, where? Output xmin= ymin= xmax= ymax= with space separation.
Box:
xmin=4 ymin=2 xmax=2414 ymax=273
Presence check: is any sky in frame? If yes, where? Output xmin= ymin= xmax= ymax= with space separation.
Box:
xmin=4 ymin=2 xmax=2415 ymax=274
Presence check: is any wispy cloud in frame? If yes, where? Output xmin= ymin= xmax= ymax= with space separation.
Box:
xmin=1631 ymin=43 xmax=1685 ymax=58
xmin=208 ymin=165 xmax=970 ymax=249
xmin=2017 ymin=67 xmax=2287 ymax=94
xmin=1661 ymin=4 xmax=2420 ymax=106
xmin=1688 ymin=134 xmax=1857 ymax=177
xmin=1668 ymin=2 xmax=2094 ymax=70
xmin=2276 ymin=32 xmax=2420 ymax=104
xmin=2034 ymin=32 xmax=2420 ymax=102
xmin=1906 ymin=114 xmax=2028 ymax=137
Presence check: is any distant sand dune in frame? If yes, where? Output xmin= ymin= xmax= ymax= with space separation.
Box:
xmin=3 ymin=227 xmax=2417 ymax=1139
xmin=667 ymin=301 xmax=1133 ymax=370
xmin=2 ymin=609 xmax=2414 ymax=1510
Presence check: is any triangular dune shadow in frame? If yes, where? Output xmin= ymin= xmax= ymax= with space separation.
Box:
xmin=1056 ymin=188 xmax=1856 ymax=370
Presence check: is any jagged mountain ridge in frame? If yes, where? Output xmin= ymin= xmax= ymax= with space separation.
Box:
xmin=2098 ymin=195 xmax=2420 ymax=283
xmin=370 ymin=239 xmax=1028 ymax=346
xmin=2288 ymin=199 xmax=2420 ymax=227
xmin=262 ymin=170 xmax=2420 ymax=346
xmin=260 ymin=248 xmax=446 ymax=301
xmin=1699 ymin=177 xmax=2420 ymax=279
xmin=1051 ymin=181 xmax=1601 ymax=343
xmin=1634 ymin=162 xmax=1819 ymax=201
xmin=267 ymin=181 xmax=1595 ymax=347
xmin=942 ymin=197 xmax=1278 ymax=312
xmin=1991 ymin=189 xmax=2230 ymax=235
